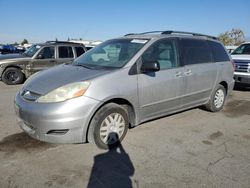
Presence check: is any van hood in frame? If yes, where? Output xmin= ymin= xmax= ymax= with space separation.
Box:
xmin=23 ymin=64 xmax=111 ymax=95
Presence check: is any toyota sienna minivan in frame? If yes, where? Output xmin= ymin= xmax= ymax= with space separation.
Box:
xmin=15 ymin=31 xmax=235 ymax=149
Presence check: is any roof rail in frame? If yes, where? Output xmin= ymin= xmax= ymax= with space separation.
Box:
xmin=45 ymin=41 xmax=81 ymax=44
xmin=124 ymin=30 xmax=218 ymax=40
xmin=162 ymin=30 xmax=218 ymax=40
xmin=124 ymin=31 xmax=164 ymax=36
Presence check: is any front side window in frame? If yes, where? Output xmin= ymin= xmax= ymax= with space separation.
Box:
xmin=73 ymin=39 xmax=148 ymax=69
xmin=232 ymin=44 xmax=250 ymax=55
xmin=37 ymin=46 xmax=55 ymax=59
xmin=59 ymin=46 xmax=74 ymax=58
xmin=181 ymin=39 xmax=212 ymax=65
xmin=141 ymin=39 xmax=178 ymax=69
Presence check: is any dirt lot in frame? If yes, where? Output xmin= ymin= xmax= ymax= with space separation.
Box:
xmin=0 ymin=82 xmax=249 ymax=188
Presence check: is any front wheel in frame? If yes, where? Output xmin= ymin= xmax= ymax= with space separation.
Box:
xmin=88 ymin=103 xmax=129 ymax=149
xmin=205 ymin=84 xmax=226 ymax=112
xmin=2 ymin=67 xmax=25 ymax=85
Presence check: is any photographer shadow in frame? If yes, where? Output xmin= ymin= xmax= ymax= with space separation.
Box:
xmin=87 ymin=133 xmax=135 ymax=188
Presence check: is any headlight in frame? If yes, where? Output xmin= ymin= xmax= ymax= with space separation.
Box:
xmin=37 ymin=81 xmax=90 ymax=103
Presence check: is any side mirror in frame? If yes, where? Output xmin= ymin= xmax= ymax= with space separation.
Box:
xmin=36 ymin=54 xmax=44 ymax=59
xmin=141 ymin=61 xmax=160 ymax=73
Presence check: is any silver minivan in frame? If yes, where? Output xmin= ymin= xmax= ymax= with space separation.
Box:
xmin=14 ymin=31 xmax=235 ymax=149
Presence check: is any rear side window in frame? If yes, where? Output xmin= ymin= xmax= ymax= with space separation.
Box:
xmin=75 ymin=47 xmax=85 ymax=57
xmin=208 ymin=41 xmax=230 ymax=62
xmin=59 ymin=46 xmax=73 ymax=58
xmin=180 ymin=39 xmax=212 ymax=65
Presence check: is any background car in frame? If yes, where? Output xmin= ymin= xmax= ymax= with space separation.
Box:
xmin=0 ymin=41 xmax=87 ymax=85
xmin=231 ymin=42 xmax=250 ymax=87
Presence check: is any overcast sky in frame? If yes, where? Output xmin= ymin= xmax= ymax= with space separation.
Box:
xmin=0 ymin=0 xmax=249 ymax=43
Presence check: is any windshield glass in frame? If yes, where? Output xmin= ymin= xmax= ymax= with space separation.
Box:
xmin=23 ymin=45 xmax=41 ymax=57
xmin=73 ymin=39 xmax=148 ymax=69
xmin=231 ymin=44 xmax=250 ymax=55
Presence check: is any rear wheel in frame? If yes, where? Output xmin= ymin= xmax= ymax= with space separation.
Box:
xmin=205 ymin=84 xmax=226 ymax=112
xmin=2 ymin=67 xmax=24 ymax=85
xmin=88 ymin=103 xmax=129 ymax=149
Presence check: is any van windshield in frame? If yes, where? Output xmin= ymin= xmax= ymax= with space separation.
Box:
xmin=231 ymin=43 xmax=250 ymax=55
xmin=73 ymin=39 xmax=148 ymax=69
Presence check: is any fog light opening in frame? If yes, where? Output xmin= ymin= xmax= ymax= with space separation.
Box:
xmin=46 ymin=129 xmax=69 ymax=135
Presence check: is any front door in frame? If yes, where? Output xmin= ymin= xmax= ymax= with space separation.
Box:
xmin=138 ymin=38 xmax=185 ymax=121
xmin=30 ymin=46 xmax=56 ymax=74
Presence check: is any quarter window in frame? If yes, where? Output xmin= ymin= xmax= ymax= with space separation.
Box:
xmin=141 ymin=39 xmax=178 ymax=70
xmin=181 ymin=39 xmax=212 ymax=65
xmin=75 ymin=47 xmax=85 ymax=57
xmin=208 ymin=41 xmax=230 ymax=62
xmin=59 ymin=46 xmax=74 ymax=58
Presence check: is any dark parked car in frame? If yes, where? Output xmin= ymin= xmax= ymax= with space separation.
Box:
xmin=0 ymin=45 xmax=20 ymax=54
xmin=0 ymin=41 xmax=87 ymax=84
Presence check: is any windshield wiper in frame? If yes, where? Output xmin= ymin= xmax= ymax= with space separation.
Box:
xmin=75 ymin=64 xmax=94 ymax=69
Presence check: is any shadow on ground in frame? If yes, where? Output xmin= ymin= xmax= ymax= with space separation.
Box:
xmin=233 ymin=84 xmax=250 ymax=91
xmin=0 ymin=132 xmax=56 ymax=156
xmin=87 ymin=140 xmax=135 ymax=188
xmin=223 ymin=100 xmax=250 ymax=117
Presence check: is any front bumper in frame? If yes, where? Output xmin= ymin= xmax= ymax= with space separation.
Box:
xmin=234 ymin=72 xmax=250 ymax=85
xmin=14 ymin=93 xmax=101 ymax=144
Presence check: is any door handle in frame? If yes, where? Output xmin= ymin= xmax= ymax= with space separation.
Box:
xmin=184 ymin=69 xmax=192 ymax=75
xmin=49 ymin=60 xmax=56 ymax=63
xmin=175 ymin=71 xmax=182 ymax=77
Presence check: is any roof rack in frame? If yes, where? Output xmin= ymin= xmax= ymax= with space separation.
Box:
xmin=124 ymin=31 xmax=164 ymax=36
xmin=162 ymin=30 xmax=218 ymax=40
xmin=124 ymin=30 xmax=218 ymax=40
xmin=45 ymin=41 xmax=82 ymax=44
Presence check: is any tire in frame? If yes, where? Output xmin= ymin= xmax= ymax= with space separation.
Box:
xmin=2 ymin=67 xmax=24 ymax=85
xmin=88 ymin=103 xmax=129 ymax=150
xmin=205 ymin=84 xmax=226 ymax=112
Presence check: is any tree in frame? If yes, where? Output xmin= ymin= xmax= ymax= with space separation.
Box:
xmin=21 ymin=39 xmax=28 ymax=46
xmin=218 ymin=28 xmax=245 ymax=46
xmin=229 ymin=28 xmax=245 ymax=46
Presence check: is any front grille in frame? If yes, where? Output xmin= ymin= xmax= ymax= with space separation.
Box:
xmin=234 ymin=60 xmax=250 ymax=73
xmin=20 ymin=89 xmax=41 ymax=101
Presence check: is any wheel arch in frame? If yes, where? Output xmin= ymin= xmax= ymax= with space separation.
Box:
xmin=85 ymin=97 xmax=137 ymax=143
xmin=2 ymin=65 xmax=26 ymax=77
xmin=219 ymin=81 xmax=228 ymax=94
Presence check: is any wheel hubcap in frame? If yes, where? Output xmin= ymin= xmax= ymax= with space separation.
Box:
xmin=6 ymin=71 xmax=19 ymax=82
xmin=99 ymin=113 xmax=125 ymax=145
xmin=214 ymin=89 xmax=225 ymax=108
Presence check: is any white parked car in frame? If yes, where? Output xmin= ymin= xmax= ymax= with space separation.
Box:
xmin=231 ymin=42 xmax=250 ymax=87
